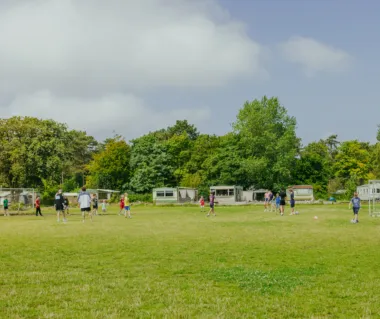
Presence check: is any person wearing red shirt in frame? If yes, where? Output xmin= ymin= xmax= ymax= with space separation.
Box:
xmin=119 ymin=196 xmax=125 ymax=215
xmin=199 ymin=196 xmax=205 ymax=212
xmin=35 ymin=196 xmax=43 ymax=217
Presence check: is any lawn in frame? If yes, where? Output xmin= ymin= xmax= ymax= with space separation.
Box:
xmin=1 ymin=204 xmax=380 ymax=318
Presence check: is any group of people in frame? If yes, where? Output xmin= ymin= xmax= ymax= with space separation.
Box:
xmin=263 ymin=189 xmax=296 ymax=216
xmin=118 ymin=193 xmax=132 ymax=218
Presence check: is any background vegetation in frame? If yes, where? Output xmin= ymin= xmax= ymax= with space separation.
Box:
xmin=1 ymin=96 xmax=379 ymax=201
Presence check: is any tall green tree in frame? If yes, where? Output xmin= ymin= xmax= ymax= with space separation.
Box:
xmin=233 ymin=96 xmax=301 ymax=189
xmin=86 ymin=137 xmax=131 ymax=190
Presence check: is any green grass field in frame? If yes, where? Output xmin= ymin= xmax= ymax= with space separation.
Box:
xmin=1 ymin=204 xmax=380 ymax=318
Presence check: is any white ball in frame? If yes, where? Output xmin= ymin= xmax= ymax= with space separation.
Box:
xmin=314 ymin=216 xmax=318 ymax=220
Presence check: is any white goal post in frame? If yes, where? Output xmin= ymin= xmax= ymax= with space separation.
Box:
xmin=368 ymin=180 xmax=380 ymax=217
xmin=0 ymin=188 xmax=36 ymax=211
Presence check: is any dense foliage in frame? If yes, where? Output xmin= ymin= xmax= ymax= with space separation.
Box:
xmin=0 ymin=97 xmax=379 ymax=200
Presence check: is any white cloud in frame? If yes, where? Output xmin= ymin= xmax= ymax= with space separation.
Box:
xmin=279 ymin=36 xmax=352 ymax=76
xmin=0 ymin=0 xmax=265 ymax=139
xmin=0 ymin=0 xmax=265 ymax=94
xmin=4 ymin=91 xmax=211 ymax=140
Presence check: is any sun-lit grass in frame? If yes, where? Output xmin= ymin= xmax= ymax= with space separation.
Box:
xmin=1 ymin=204 xmax=380 ymax=318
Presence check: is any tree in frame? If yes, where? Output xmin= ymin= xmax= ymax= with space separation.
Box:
xmin=333 ymin=140 xmax=372 ymax=185
xmin=86 ymin=137 xmax=131 ymax=190
xmin=0 ymin=117 xmax=95 ymax=189
xmin=233 ymin=96 xmax=301 ymax=189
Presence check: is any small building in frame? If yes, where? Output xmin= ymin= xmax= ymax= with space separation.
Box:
xmin=357 ymin=182 xmax=380 ymax=201
xmin=210 ymin=185 xmax=244 ymax=204
xmin=243 ymin=190 xmax=254 ymax=202
xmin=153 ymin=187 xmax=198 ymax=204
xmin=252 ymin=189 xmax=267 ymax=201
xmin=287 ymin=185 xmax=314 ymax=201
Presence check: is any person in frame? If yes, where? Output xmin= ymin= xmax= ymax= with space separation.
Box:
xmin=289 ymin=189 xmax=295 ymax=215
xmin=119 ymin=196 xmax=125 ymax=215
xmin=124 ymin=193 xmax=131 ymax=219
xmin=78 ymin=186 xmax=92 ymax=223
xmin=349 ymin=192 xmax=361 ymax=223
xmin=207 ymin=192 xmax=216 ymax=217
xmin=269 ymin=191 xmax=274 ymax=212
xmin=264 ymin=191 xmax=269 ymax=212
xmin=55 ymin=189 xmax=66 ymax=223
xmin=279 ymin=189 xmax=287 ymax=216
xmin=92 ymin=194 xmax=98 ymax=216
xmin=3 ymin=198 xmax=9 ymax=217
xmin=63 ymin=197 xmax=70 ymax=215
xmin=102 ymin=200 xmax=107 ymax=213
xmin=35 ymin=196 xmax=43 ymax=217
xmin=199 ymin=196 xmax=205 ymax=212
xmin=275 ymin=193 xmax=281 ymax=213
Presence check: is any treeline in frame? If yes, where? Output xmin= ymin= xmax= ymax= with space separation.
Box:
xmin=0 ymin=96 xmax=379 ymax=200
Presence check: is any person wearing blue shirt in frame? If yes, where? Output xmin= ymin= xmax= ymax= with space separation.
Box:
xmin=275 ymin=194 xmax=281 ymax=213
xmin=349 ymin=192 xmax=361 ymax=224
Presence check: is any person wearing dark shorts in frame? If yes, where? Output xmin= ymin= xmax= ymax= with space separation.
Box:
xmin=78 ymin=187 xmax=92 ymax=223
xmin=279 ymin=189 xmax=287 ymax=216
xmin=3 ymin=198 xmax=9 ymax=217
xmin=207 ymin=192 xmax=216 ymax=217
xmin=349 ymin=192 xmax=361 ymax=224
xmin=290 ymin=189 xmax=295 ymax=215
xmin=35 ymin=196 xmax=43 ymax=217
xmin=55 ymin=189 xmax=66 ymax=223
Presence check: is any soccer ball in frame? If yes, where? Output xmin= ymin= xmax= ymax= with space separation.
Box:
xmin=295 ymin=211 xmax=299 ymax=215
xmin=314 ymin=216 xmax=318 ymax=220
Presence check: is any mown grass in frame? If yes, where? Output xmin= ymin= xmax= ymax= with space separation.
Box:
xmin=1 ymin=204 xmax=380 ymax=318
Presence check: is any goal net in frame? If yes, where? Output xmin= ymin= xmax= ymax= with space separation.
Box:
xmin=0 ymin=188 xmax=36 ymax=211
xmin=368 ymin=180 xmax=380 ymax=217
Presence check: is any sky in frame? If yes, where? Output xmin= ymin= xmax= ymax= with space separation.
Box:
xmin=1 ymin=0 xmax=379 ymax=145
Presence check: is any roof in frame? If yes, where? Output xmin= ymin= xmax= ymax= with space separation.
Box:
xmin=288 ymin=185 xmax=313 ymax=189
xmin=0 ymin=192 xmax=11 ymax=197
xmin=87 ymin=189 xmax=120 ymax=193
xmin=253 ymin=189 xmax=267 ymax=193
xmin=210 ymin=185 xmax=243 ymax=189
xmin=63 ymin=193 xmax=79 ymax=197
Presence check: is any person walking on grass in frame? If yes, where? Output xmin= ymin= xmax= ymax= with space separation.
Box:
xmin=64 ymin=197 xmax=70 ymax=215
xmin=35 ymin=196 xmax=43 ymax=217
xmin=279 ymin=189 xmax=287 ymax=216
xmin=3 ymin=198 xmax=9 ymax=217
xmin=78 ymin=186 xmax=92 ymax=223
xmin=269 ymin=191 xmax=274 ymax=212
xmin=55 ymin=189 xmax=66 ymax=223
xmin=264 ymin=190 xmax=269 ymax=212
xmin=349 ymin=192 xmax=361 ymax=224
xmin=92 ymin=194 xmax=98 ymax=216
xmin=124 ymin=193 xmax=131 ymax=219
xmin=207 ymin=192 xmax=216 ymax=217
xmin=119 ymin=196 xmax=125 ymax=215
xmin=275 ymin=193 xmax=281 ymax=214
xmin=289 ymin=189 xmax=295 ymax=215
xmin=199 ymin=196 xmax=205 ymax=212
xmin=102 ymin=200 xmax=107 ymax=213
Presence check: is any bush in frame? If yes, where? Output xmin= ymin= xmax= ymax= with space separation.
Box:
xmin=129 ymin=193 xmax=153 ymax=203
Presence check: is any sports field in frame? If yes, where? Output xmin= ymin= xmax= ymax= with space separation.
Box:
xmin=1 ymin=205 xmax=379 ymax=318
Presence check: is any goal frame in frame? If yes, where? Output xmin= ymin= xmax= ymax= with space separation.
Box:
xmin=368 ymin=180 xmax=380 ymax=217
xmin=0 ymin=188 xmax=36 ymax=210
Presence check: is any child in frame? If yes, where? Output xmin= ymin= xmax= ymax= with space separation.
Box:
xmin=35 ymin=196 xmax=43 ymax=217
xmin=199 ymin=196 xmax=205 ymax=212
xmin=119 ymin=196 xmax=124 ymax=215
xmin=124 ymin=193 xmax=131 ymax=219
xmin=207 ymin=192 xmax=216 ymax=217
xmin=349 ymin=192 xmax=361 ymax=223
xmin=102 ymin=200 xmax=107 ymax=213
xmin=3 ymin=198 xmax=9 ymax=217
xmin=279 ymin=189 xmax=287 ymax=216
xmin=64 ymin=197 xmax=70 ymax=215
xmin=289 ymin=189 xmax=295 ymax=215
xmin=92 ymin=194 xmax=98 ymax=216
xmin=275 ymin=194 xmax=281 ymax=213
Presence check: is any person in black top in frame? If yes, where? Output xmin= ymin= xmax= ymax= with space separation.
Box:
xmin=290 ymin=189 xmax=295 ymax=215
xmin=92 ymin=194 xmax=98 ymax=216
xmin=63 ymin=197 xmax=70 ymax=215
xmin=279 ymin=189 xmax=287 ymax=216
xmin=55 ymin=189 xmax=66 ymax=223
